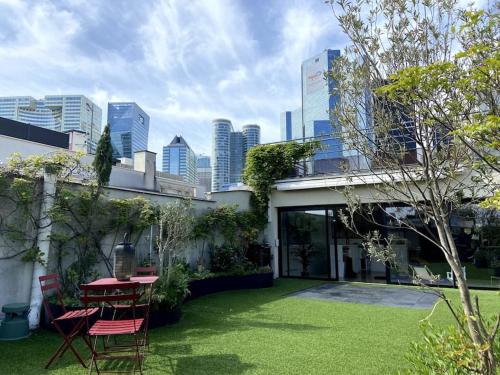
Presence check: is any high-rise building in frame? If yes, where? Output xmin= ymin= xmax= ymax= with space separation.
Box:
xmin=196 ymin=155 xmax=212 ymax=193
xmin=0 ymin=95 xmax=102 ymax=152
xmin=107 ymin=102 xmax=150 ymax=159
xmin=242 ymin=124 xmax=261 ymax=153
xmin=211 ymin=119 xmax=233 ymax=191
xmin=211 ymin=119 xmax=261 ymax=191
xmin=280 ymin=108 xmax=302 ymax=141
xmin=162 ymin=135 xmax=197 ymax=184
xmin=230 ymin=131 xmax=244 ymax=184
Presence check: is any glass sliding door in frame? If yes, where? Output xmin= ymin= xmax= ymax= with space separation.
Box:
xmin=280 ymin=209 xmax=330 ymax=279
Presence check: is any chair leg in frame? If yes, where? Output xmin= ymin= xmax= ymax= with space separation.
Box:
xmin=88 ymin=336 xmax=99 ymax=375
xmin=46 ymin=320 xmax=88 ymax=368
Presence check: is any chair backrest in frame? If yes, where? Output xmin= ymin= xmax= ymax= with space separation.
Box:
xmin=135 ymin=266 xmax=156 ymax=276
xmin=80 ymin=282 xmax=141 ymax=331
xmin=39 ymin=274 xmax=66 ymax=322
xmin=412 ymin=266 xmax=432 ymax=280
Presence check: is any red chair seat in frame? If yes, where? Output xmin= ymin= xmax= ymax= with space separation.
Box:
xmin=54 ymin=308 xmax=99 ymax=321
xmin=89 ymin=319 xmax=144 ymax=336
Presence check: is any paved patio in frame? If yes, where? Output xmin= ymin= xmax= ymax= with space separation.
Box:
xmin=290 ymin=283 xmax=439 ymax=309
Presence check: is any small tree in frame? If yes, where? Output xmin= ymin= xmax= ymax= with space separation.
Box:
xmin=93 ymin=124 xmax=113 ymax=187
xmin=326 ymin=0 xmax=499 ymax=372
xmin=156 ymin=199 xmax=194 ymax=284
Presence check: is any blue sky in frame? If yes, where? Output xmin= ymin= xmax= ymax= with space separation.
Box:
xmin=0 ymin=0 xmax=347 ymax=157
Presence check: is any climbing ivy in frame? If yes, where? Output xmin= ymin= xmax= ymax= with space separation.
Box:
xmin=242 ymin=141 xmax=319 ymax=215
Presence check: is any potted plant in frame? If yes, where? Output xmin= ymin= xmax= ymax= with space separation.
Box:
xmin=149 ymin=264 xmax=190 ymax=328
xmin=292 ymin=243 xmax=318 ymax=277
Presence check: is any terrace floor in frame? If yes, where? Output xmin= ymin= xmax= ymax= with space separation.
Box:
xmin=0 ymin=279 xmax=498 ymax=375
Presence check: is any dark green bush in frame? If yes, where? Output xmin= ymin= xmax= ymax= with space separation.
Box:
xmin=210 ymin=244 xmax=254 ymax=274
xmin=151 ymin=264 xmax=190 ymax=311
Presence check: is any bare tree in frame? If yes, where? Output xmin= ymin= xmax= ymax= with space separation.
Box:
xmin=156 ymin=199 xmax=194 ymax=284
xmin=325 ymin=0 xmax=499 ymax=372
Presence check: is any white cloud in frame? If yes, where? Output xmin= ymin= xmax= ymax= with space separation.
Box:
xmin=0 ymin=0 xmax=346 ymax=163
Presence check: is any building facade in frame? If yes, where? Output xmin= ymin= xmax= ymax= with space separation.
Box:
xmin=107 ymin=102 xmax=149 ymax=159
xmin=0 ymin=95 xmax=102 ymax=153
xmin=211 ymin=119 xmax=233 ymax=191
xmin=242 ymin=124 xmax=261 ymax=153
xmin=230 ymin=131 xmax=245 ymax=184
xmin=162 ymin=135 xmax=197 ymax=184
xmin=196 ymin=155 xmax=212 ymax=193
xmin=280 ymin=108 xmax=302 ymax=141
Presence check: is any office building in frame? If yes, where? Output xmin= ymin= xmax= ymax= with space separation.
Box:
xmin=211 ymin=119 xmax=261 ymax=191
xmin=162 ymin=135 xmax=197 ymax=184
xmin=230 ymin=131 xmax=245 ymax=184
xmin=0 ymin=95 xmax=102 ymax=153
xmin=280 ymin=108 xmax=302 ymax=141
xmin=108 ymin=102 xmax=150 ymax=159
xmin=242 ymin=124 xmax=261 ymax=153
xmin=196 ymin=155 xmax=212 ymax=193
xmin=211 ymin=119 xmax=233 ymax=191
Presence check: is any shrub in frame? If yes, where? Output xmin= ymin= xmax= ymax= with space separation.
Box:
xmin=210 ymin=244 xmax=254 ymax=274
xmin=402 ymin=321 xmax=500 ymax=374
xmin=151 ymin=264 xmax=190 ymax=311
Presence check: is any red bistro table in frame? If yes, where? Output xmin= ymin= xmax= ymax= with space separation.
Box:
xmin=87 ymin=276 xmax=159 ymax=287
xmin=85 ymin=276 xmax=159 ymax=350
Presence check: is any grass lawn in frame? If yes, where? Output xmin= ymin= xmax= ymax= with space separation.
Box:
xmin=0 ymin=279 xmax=498 ymax=375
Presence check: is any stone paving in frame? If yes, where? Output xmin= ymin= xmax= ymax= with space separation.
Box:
xmin=290 ymin=283 xmax=439 ymax=309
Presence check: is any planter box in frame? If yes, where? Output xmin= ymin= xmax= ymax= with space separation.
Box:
xmin=148 ymin=305 xmax=182 ymax=329
xmin=187 ymin=272 xmax=274 ymax=300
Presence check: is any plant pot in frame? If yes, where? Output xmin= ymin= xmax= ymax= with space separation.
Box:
xmin=187 ymin=272 xmax=274 ymax=300
xmin=148 ymin=305 xmax=182 ymax=329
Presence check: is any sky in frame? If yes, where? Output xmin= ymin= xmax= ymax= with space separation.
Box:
xmin=0 ymin=0 xmax=348 ymax=158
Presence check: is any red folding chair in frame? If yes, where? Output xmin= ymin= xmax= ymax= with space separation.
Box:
xmin=39 ymin=274 xmax=98 ymax=369
xmin=80 ymin=281 xmax=146 ymax=374
xmin=135 ymin=266 xmax=156 ymax=276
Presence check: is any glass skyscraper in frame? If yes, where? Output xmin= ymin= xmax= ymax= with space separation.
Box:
xmin=230 ymin=131 xmax=244 ymax=184
xmin=211 ymin=119 xmax=261 ymax=191
xmin=162 ymin=135 xmax=197 ymax=184
xmin=242 ymin=124 xmax=261 ymax=153
xmin=0 ymin=95 xmax=102 ymax=152
xmin=108 ymin=102 xmax=150 ymax=159
xmin=280 ymin=107 xmax=302 ymax=141
xmin=211 ymin=119 xmax=233 ymax=191
xmin=196 ymin=155 xmax=212 ymax=193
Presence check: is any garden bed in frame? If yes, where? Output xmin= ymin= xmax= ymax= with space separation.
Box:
xmin=187 ymin=272 xmax=274 ymax=300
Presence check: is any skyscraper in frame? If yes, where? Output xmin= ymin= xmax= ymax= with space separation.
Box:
xmin=242 ymin=124 xmax=261 ymax=153
xmin=196 ymin=155 xmax=212 ymax=193
xmin=107 ymin=102 xmax=150 ymax=159
xmin=211 ymin=119 xmax=233 ymax=191
xmin=279 ymin=108 xmax=302 ymax=141
xmin=230 ymin=131 xmax=244 ymax=184
xmin=211 ymin=119 xmax=261 ymax=191
xmin=162 ymin=135 xmax=197 ymax=184
xmin=0 ymin=95 xmax=102 ymax=152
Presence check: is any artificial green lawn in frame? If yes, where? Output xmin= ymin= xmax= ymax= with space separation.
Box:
xmin=0 ymin=279 xmax=498 ymax=375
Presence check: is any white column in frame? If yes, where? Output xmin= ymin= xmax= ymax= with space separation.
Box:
xmin=28 ymin=173 xmax=56 ymax=329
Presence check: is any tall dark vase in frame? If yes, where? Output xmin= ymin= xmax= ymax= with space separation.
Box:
xmin=114 ymin=242 xmax=135 ymax=281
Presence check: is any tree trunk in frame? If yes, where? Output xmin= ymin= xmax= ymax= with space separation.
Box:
xmin=436 ymin=217 xmax=495 ymax=373
xmin=28 ymin=173 xmax=56 ymax=329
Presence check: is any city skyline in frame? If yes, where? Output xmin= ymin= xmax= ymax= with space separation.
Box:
xmin=0 ymin=0 xmax=348 ymax=160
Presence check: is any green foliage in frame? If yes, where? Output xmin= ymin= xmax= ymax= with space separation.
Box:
xmin=209 ymin=244 xmax=254 ymax=275
xmin=50 ymin=187 xmax=157 ymax=299
xmin=151 ymin=263 xmax=190 ymax=311
xmin=93 ymin=124 xmax=113 ymax=187
xmin=242 ymin=141 xmax=319 ymax=213
xmin=402 ymin=320 xmax=500 ymax=374
xmin=20 ymin=246 xmax=45 ymax=264
xmin=193 ymin=205 xmax=264 ymax=249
